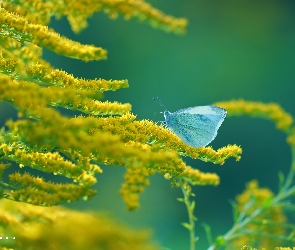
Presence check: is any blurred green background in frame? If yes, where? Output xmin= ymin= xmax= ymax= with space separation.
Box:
xmin=1 ymin=0 xmax=295 ymax=249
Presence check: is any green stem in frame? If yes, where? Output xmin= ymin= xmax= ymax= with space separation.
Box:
xmin=180 ymin=179 xmax=197 ymax=250
xmin=280 ymin=146 xmax=295 ymax=193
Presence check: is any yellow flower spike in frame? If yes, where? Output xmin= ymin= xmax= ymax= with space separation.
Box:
xmin=97 ymin=0 xmax=188 ymax=34
xmin=0 ymin=73 xmax=130 ymax=117
xmin=0 ymin=7 xmax=107 ymax=61
xmin=4 ymin=0 xmax=187 ymax=35
xmin=64 ymin=99 xmax=132 ymax=116
xmin=2 ymin=1 xmax=53 ymax=25
xmin=7 ymin=172 xmax=97 ymax=205
xmin=14 ymin=148 xmax=76 ymax=177
xmin=214 ymin=100 xmax=294 ymax=133
xmin=182 ymin=144 xmax=242 ymax=165
xmin=0 ymin=136 xmax=100 ymax=206
xmin=180 ymin=166 xmax=220 ymax=186
xmin=25 ymin=63 xmax=129 ymax=92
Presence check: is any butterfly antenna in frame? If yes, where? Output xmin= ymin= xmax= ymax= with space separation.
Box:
xmin=153 ymin=97 xmax=167 ymax=110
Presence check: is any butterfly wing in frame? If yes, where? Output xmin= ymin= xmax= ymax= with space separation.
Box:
xmin=165 ymin=106 xmax=226 ymax=148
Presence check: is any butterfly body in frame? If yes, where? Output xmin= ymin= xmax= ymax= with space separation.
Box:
xmin=163 ymin=105 xmax=226 ymax=148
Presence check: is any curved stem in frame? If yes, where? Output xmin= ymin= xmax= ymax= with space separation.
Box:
xmin=280 ymin=147 xmax=295 ymax=193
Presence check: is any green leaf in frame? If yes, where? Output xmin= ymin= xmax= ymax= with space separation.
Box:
xmin=201 ymin=223 xmax=213 ymax=246
xmin=190 ymin=201 xmax=195 ymax=211
xmin=177 ymin=198 xmax=184 ymax=203
xmin=181 ymin=222 xmax=192 ymax=231
xmin=229 ymin=199 xmax=239 ymax=223
xmin=278 ymin=171 xmax=285 ymax=192
xmin=262 ymin=196 xmax=273 ymax=208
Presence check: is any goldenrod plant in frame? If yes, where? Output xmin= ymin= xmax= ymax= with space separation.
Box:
xmin=1 ymin=1 xmax=292 ymax=250
xmin=0 ymin=1 xmax=242 ymax=249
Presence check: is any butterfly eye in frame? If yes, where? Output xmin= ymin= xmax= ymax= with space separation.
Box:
xmin=163 ymin=111 xmax=170 ymax=116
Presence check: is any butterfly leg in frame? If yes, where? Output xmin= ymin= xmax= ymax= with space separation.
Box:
xmin=155 ymin=121 xmax=167 ymax=127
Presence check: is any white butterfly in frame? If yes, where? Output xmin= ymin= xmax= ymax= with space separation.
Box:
xmin=155 ymin=98 xmax=226 ymax=148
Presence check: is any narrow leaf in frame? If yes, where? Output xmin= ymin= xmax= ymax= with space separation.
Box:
xmin=201 ymin=223 xmax=213 ymax=246
xmin=278 ymin=171 xmax=285 ymax=192
xmin=190 ymin=201 xmax=195 ymax=211
xmin=181 ymin=222 xmax=192 ymax=231
xmin=229 ymin=199 xmax=239 ymax=223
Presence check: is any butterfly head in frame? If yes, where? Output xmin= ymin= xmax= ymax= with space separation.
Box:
xmin=153 ymin=97 xmax=171 ymax=121
xmin=163 ymin=110 xmax=170 ymax=119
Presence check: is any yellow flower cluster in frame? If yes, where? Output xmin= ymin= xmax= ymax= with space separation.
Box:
xmin=215 ymin=100 xmax=295 ymax=148
xmin=70 ymin=100 xmax=132 ymax=116
xmin=0 ymin=72 xmax=130 ymax=118
xmin=2 ymin=0 xmax=188 ymax=34
xmin=120 ymin=163 xmax=153 ymax=210
xmin=0 ymin=39 xmax=47 ymax=77
xmin=8 ymin=172 xmax=97 ymax=206
xmin=25 ymin=63 xmax=129 ymax=92
xmin=214 ymin=100 xmax=294 ymax=133
xmin=0 ymin=135 xmax=101 ymax=205
xmin=180 ymin=166 xmax=220 ymax=186
xmin=0 ymin=55 xmax=18 ymax=75
xmin=2 ymin=143 xmax=101 ymax=181
xmin=0 ymin=8 xmax=107 ymax=62
xmin=0 ymin=199 xmax=159 ymax=250
xmin=97 ymin=0 xmax=188 ymax=34
xmin=232 ymin=180 xmax=286 ymax=249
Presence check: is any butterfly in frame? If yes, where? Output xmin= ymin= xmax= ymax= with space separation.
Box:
xmin=154 ymin=98 xmax=226 ymax=148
